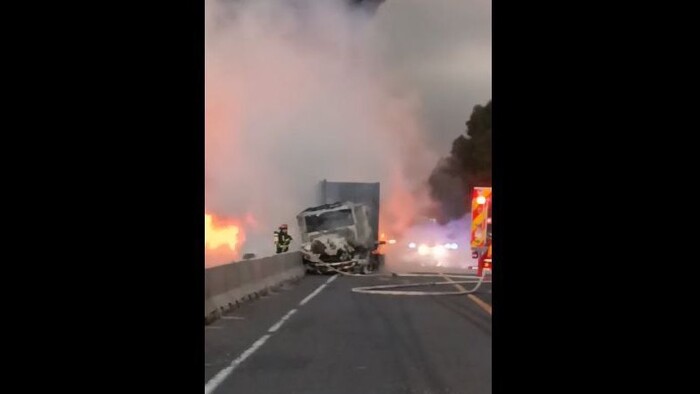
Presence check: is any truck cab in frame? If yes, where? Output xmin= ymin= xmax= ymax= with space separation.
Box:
xmin=297 ymin=201 xmax=380 ymax=274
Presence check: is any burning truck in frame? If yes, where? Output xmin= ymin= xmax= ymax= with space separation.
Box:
xmin=296 ymin=181 xmax=384 ymax=274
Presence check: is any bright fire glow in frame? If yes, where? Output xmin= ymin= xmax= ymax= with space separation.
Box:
xmin=205 ymin=213 xmax=244 ymax=253
xmin=476 ymin=196 xmax=487 ymax=205
xmin=417 ymin=244 xmax=430 ymax=256
xmin=432 ymin=244 xmax=447 ymax=258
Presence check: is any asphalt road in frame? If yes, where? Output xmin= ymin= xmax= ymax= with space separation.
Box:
xmin=205 ymin=272 xmax=492 ymax=394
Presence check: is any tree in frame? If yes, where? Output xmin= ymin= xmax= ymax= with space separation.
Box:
xmin=428 ymin=100 xmax=492 ymax=223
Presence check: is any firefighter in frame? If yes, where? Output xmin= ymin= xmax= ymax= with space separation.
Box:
xmin=274 ymin=224 xmax=293 ymax=254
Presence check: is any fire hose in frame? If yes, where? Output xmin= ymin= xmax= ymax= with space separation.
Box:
xmin=316 ymin=263 xmax=491 ymax=296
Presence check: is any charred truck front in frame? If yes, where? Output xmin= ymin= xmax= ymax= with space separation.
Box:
xmin=297 ymin=201 xmax=382 ymax=274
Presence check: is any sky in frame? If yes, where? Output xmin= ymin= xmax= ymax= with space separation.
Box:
xmin=374 ymin=0 xmax=491 ymax=152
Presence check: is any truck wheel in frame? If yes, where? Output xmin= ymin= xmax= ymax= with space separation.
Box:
xmin=368 ymin=254 xmax=380 ymax=272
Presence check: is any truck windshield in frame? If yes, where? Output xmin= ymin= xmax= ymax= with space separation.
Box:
xmin=305 ymin=209 xmax=354 ymax=232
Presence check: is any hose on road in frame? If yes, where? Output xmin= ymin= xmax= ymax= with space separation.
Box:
xmin=315 ymin=263 xmax=491 ymax=296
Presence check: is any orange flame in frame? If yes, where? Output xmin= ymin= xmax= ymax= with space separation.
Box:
xmin=205 ymin=213 xmax=245 ymax=261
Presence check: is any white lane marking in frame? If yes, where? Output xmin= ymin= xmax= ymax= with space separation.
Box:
xmin=298 ymin=274 xmax=338 ymax=306
xmin=204 ymin=334 xmax=271 ymax=394
xmin=205 ymin=275 xmax=339 ymax=393
xmin=267 ymin=309 xmax=297 ymax=333
xmin=221 ymin=316 xmax=245 ymax=320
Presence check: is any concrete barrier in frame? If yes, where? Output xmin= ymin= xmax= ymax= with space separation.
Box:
xmin=204 ymin=252 xmax=305 ymax=323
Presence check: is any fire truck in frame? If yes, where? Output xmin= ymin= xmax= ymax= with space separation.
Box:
xmin=470 ymin=187 xmax=492 ymax=276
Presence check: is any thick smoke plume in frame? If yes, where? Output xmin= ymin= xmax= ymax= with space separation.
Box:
xmin=205 ymin=0 xmax=437 ymax=265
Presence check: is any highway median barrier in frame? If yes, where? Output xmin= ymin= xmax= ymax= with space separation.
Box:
xmin=205 ymin=252 xmax=305 ymax=324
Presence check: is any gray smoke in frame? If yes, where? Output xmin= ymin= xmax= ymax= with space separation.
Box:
xmin=428 ymin=157 xmax=468 ymax=222
xmin=205 ymin=0 xmax=437 ymax=264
